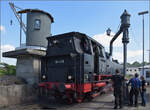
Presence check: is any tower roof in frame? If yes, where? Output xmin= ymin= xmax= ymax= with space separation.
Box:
xmin=18 ymin=9 xmax=54 ymax=23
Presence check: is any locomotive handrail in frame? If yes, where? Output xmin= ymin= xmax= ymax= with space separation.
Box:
xmin=45 ymin=53 xmax=76 ymax=57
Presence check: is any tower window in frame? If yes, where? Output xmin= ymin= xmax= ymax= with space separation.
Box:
xmin=34 ymin=19 xmax=41 ymax=30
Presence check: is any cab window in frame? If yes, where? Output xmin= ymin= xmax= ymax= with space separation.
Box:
xmin=81 ymin=37 xmax=92 ymax=54
xmin=99 ymin=46 xmax=104 ymax=58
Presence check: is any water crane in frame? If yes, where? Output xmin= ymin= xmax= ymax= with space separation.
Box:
xmin=9 ymin=2 xmax=27 ymax=34
xmin=9 ymin=2 xmax=27 ymax=46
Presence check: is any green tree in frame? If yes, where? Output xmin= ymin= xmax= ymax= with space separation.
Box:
xmin=131 ymin=61 xmax=141 ymax=67
xmin=127 ymin=63 xmax=131 ymax=67
xmin=0 ymin=63 xmax=16 ymax=76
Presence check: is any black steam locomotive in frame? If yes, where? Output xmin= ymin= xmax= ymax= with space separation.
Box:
xmin=39 ymin=32 xmax=123 ymax=103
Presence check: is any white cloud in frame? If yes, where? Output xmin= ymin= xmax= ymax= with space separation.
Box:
xmin=93 ymin=32 xmax=123 ymax=48
xmin=0 ymin=25 xmax=5 ymax=32
xmin=1 ymin=44 xmax=15 ymax=52
xmin=113 ymin=50 xmax=143 ymax=63
xmin=92 ymin=32 xmax=144 ymax=63
xmin=1 ymin=44 xmax=16 ymax=65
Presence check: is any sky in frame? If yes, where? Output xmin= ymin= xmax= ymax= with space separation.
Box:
xmin=0 ymin=0 xmax=149 ymax=65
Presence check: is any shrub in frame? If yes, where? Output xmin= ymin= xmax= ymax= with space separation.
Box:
xmin=0 ymin=63 xmax=16 ymax=76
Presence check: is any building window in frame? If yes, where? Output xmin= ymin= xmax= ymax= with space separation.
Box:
xmin=146 ymin=71 xmax=150 ymax=78
xmin=34 ymin=19 xmax=41 ymax=30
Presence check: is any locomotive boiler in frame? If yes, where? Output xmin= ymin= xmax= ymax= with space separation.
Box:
xmin=39 ymin=32 xmax=123 ymax=103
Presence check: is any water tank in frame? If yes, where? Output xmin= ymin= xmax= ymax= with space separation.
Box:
xmin=19 ymin=9 xmax=54 ymax=47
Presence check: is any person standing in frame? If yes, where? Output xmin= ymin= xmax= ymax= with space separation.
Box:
xmin=140 ymin=75 xmax=147 ymax=106
xmin=111 ymin=69 xmax=124 ymax=109
xmin=128 ymin=73 xmax=141 ymax=107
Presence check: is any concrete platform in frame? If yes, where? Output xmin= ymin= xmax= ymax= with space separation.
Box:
xmin=3 ymin=48 xmax=46 ymax=84
xmin=3 ymin=48 xmax=46 ymax=58
xmin=1 ymin=86 xmax=150 ymax=110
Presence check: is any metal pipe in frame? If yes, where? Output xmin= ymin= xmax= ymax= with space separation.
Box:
xmin=20 ymin=14 xmax=22 ymax=46
xmin=123 ymin=44 xmax=127 ymax=77
xmin=109 ymin=27 xmax=122 ymax=56
xmin=138 ymin=10 xmax=148 ymax=75
xmin=122 ymin=25 xmax=130 ymax=104
xmin=149 ymin=7 xmax=150 ymax=67
xmin=142 ymin=15 xmax=144 ymax=75
xmin=0 ymin=25 xmax=2 ymax=63
xmin=149 ymin=26 xmax=150 ymax=67
xmin=122 ymin=28 xmax=129 ymax=77
xmin=138 ymin=11 xmax=149 ymax=15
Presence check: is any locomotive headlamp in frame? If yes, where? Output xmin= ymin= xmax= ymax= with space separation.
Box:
xmin=68 ymin=75 xmax=72 ymax=80
xmin=85 ymin=74 xmax=89 ymax=79
xmin=42 ymin=75 xmax=46 ymax=79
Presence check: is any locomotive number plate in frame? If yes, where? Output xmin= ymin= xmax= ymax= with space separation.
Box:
xmin=55 ymin=60 xmax=64 ymax=64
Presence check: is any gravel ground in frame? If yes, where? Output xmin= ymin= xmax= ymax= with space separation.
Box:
xmin=0 ymin=75 xmax=27 ymax=85
xmin=1 ymin=87 xmax=150 ymax=110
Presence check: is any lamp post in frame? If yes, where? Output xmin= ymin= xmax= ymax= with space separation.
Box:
xmin=0 ymin=27 xmax=2 ymax=63
xmin=138 ymin=11 xmax=148 ymax=75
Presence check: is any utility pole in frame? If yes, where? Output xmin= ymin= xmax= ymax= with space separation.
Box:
xmin=138 ymin=11 xmax=148 ymax=75
xmin=0 ymin=27 xmax=2 ymax=63
xmin=149 ymin=11 xmax=150 ymax=67
xmin=149 ymin=49 xmax=150 ymax=66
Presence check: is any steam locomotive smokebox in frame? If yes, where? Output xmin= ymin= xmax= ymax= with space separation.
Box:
xmin=25 ymin=9 xmax=54 ymax=47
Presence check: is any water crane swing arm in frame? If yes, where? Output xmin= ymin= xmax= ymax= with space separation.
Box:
xmin=109 ymin=27 xmax=123 ymax=56
xmin=109 ymin=10 xmax=130 ymax=57
xmin=9 ymin=2 xmax=26 ymax=34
